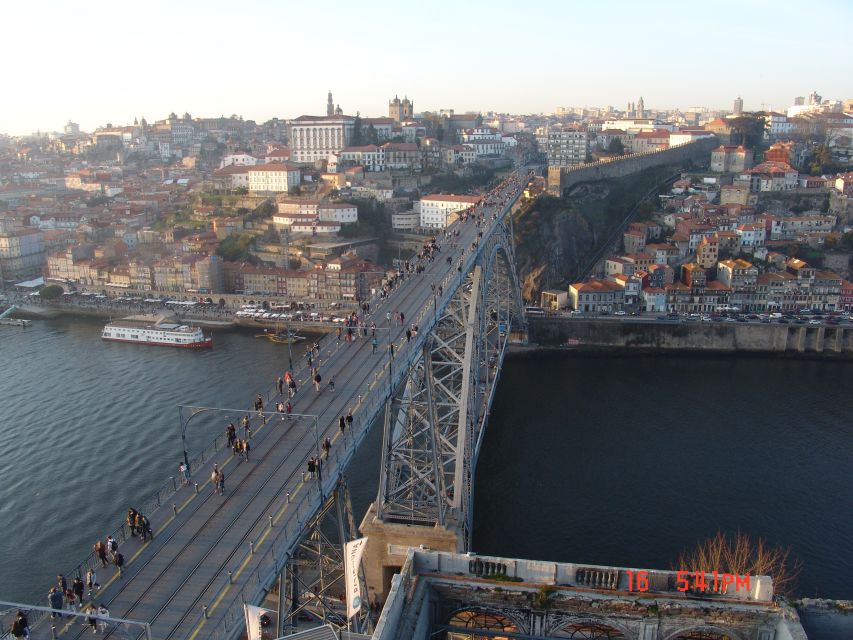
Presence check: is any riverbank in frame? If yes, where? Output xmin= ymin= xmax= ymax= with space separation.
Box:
xmin=8 ymin=302 xmax=337 ymax=333
xmin=523 ymin=317 xmax=853 ymax=359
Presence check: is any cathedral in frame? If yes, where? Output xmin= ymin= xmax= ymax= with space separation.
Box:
xmin=388 ymin=95 xmax=413 ymax=123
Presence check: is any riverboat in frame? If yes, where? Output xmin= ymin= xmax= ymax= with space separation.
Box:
xmin=102 ymin=315 xmax=212 ymax=348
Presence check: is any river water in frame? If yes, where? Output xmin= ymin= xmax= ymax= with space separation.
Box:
xmin=1 ymin=319 xmax=850 ymax=602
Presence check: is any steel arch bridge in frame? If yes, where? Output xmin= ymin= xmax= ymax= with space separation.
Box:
xmin=374 ymin=220 xmax=524 ymax=548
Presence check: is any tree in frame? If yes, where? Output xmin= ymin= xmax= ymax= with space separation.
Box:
xmin=676 ymin=531 xmax=801 ymax=597
xmin=607 ymin=138 xmax=625 ymax=155
xmin=728 ymin=113 xmax=768 ymax=149
xmin=808 ymin=145 xmax=833 ymax=175
xmin=365 ymin=124 xmax=379 ymax=145
xmin=841 ymin=231 xmax=853 ymax=252
xmin=39 ymin=284 xmax=64 ymax=300
xmin=351 ymin=116 xmax=363 ymax=146
xmin=216 ymin=232 xmax=257 ymax=262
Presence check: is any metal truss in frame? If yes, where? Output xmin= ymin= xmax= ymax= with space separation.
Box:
xmin=279 ymin=479 xmax=367 ymax=636
xmin=376 ymin=219 xmax=524 ymax=549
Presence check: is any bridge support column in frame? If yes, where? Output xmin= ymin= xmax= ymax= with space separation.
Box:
xmin=279 ymin=478 xmax=368 ymax=635
xmin=359 ymin=501 xmax=462 ymax=603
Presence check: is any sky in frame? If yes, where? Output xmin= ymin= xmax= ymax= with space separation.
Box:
xmin=1 ymin=0 xmax=851 ymax=135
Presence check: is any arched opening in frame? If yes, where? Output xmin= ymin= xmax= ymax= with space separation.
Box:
xmin=554 ymin=622 xmax=626 ymax=638
xmin=446 ymin=608 xmax=519 ymax=640
xmin=670 ymin=632 xmax=734 ymax=640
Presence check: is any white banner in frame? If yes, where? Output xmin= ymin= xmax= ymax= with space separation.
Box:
xmin=243 ymin=604 xmax=272 ymax=640
xmin=344 ymin=537 xmax=368 ymax=619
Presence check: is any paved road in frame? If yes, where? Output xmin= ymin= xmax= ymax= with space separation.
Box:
xmin=26 ymin=168 xmax=533 ymax=640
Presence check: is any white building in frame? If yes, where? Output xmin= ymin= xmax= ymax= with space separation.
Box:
xmin=546 ymin=126 xmax=589 ymax=166
xmin=460 ymin=127 xmax=501 ymax=142
xmin=219 ymin=153 xmax=259 ymax=168
xmin=600 ymin=119 xmax=674 ymax=133
xmin=669 ymin=130 xmax=715 ymax=146
xmin=418 ymin=194 xmax=481 ymax=229
xmin=274 ymin=199 xmax=357 ymax=226
xmin=0 ymin=228 xmax=45 ymax=280
xmin=391 ymin=210 xmax=420 ymax=231
xmin=247 ymin=163 xmax=302 ymax=194
xmin=337 ymin=145 xmax=385 ymax=172
xmin=463 ymin=139 xmax=505 ymax=158
xmin=288 ymin=115 xmax=355 ymax=164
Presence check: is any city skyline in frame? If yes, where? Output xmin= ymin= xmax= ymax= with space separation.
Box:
xmin=1 ymin=0 xmax=852 ymax=135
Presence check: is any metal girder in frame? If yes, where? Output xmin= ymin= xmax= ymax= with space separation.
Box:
xmin=279 ymin=479 xmax=367 ymax=636
xmin=375 ymin=220 xmax=524 ymax=550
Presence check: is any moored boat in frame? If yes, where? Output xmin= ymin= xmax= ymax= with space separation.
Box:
xmin=102 ymin=315 xmax=212 ymax=348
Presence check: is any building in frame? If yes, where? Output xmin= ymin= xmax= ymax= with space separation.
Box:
xmin=630 ymin=129 xmax=670 ymax=154
xmin=733 ymin=95 xmax=744 ymax=116
xmin=289 ymin=115 xmax=355 ymax=164
xmin=738 ymin=162 xmax=798 ymax=192
xmin=720 ymin=183 xmax=758 ymax=206
xmin=0 ymin=228 xmax=45 ymax=281
xmin=247 ymin=163 xmax=302 ymax=194
xmin=710 ymin=145 xmax=754 ymax=172
xmin=338 ymin=145 xmax=385 ymax=172
xmin=695 ymin=235 xmax=719 ymax=269
xmin=540 ymin=289 xmax=568 ymax=310
xmin=546 ymin=125 xmax=589 ymax=167
xmin=388 ymin=95 xmax=413 ymax=123
xmin=219 ymin=153 xmax=259 ymax=168
xmin=274 ymin=199 xmax=358 ymax=226
xmin=418 ymin=194 xmax=481 ymax=229
xmin=569 ymin=278 xmax=624 ymax=312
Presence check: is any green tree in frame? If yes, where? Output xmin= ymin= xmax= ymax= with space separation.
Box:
xmin=808 ymin=145 xmax=833 ymax=175
xmin=727 ymin=113 xmax=767 ymax=149
xmin=216 ymin=232 xmax=258 ymax=262
xmin=841 ymin=231 xmax=853 ymax=252
xmin=365 ymin=124 xmax=379 ymax=145
xmin=39 ymin=284 xmax=64 ymax=300
xmin=351 ymin=116 xmax=363 ymax=146
xmin=607 ymin=138 xmax=625 ymax=155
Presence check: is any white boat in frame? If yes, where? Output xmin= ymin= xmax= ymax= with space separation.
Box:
xmin=102 ymin=315 xmax=212 ymax=349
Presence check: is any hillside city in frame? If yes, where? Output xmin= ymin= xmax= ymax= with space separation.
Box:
xmin=1 ymin=90 xmax=852 ymax=321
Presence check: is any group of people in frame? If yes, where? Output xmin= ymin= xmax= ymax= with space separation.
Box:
xmin=45 ymin=573 xmax=111 ymax=633
xmin=126 ymin=507 xmax=151 ymax=542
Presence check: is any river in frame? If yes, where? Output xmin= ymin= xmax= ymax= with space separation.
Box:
xmin=1 ymin=319 xmax=850 ymax=603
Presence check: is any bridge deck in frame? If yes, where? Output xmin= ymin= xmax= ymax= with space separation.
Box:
xmin=27 ymin=170 xmax=529 ymax=640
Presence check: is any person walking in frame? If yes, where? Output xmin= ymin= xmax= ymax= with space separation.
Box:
xmin=114 ymin=551 xmax=125 ymax=578
xmin=211 ymin=465 xmax=220 ymax=492
xmin=226 ymin=422 xmax=236 ymax=447
xmin=94 ymin=540 xmax=108 ymax=567
xmin=288 ymin=378 xmax=297 ymax=398
xmin=217 ymin=471 xmax=225 ymax=495
xmin=106 ymin=535 xmax=118 ymax=563
xmin=336 ymin=326 xmax=342 ymax=340
xmin=328 ymin=376 xmax=335 ymax=393
xmin=179 ymin=461 xmax=190 ymax=485
xmin=307 ymin=457 xmax=316 ymax=479
xmin=372 ymin=337 xmax=378 ymax=354
xmin=72 ymin=576 xmax=85 ymax=609
xmin=286 ymin=401 xmax=292 ymax=415
xmin=346 ymin=413 xmax=353 ymax=430
xmin=48 ymin=586 xmax=63 ymax=618
xmin=405 ymin=328 xmax=412 ymax=342
xmin=97 ymin=604 xmax=110 ymax=633
xmin=313 ymin=372 xmax=322 ymax=392
xmin=322 ymin=437 xmax=331 ymax=460
xmin=339 ymin=416 xmax=346 ymax=434
xmin=276 ymin=376 xmax=284 ymax=395
xmin=10 ymin=611 xmax=28 ymax=639
xmin=389 ymin=343 xmax=395 ymax=359
xmin=86 ymin=568 xmax=99 ymax=596
xmin=243 ymin=439 xmax=251 ymax=462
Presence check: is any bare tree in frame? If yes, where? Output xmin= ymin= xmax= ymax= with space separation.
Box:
xmin=675 ymin=530 xmax=802 ymax=597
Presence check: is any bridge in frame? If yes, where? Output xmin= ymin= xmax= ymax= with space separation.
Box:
xmin=15 ymin=167 xmax=533 ymax=640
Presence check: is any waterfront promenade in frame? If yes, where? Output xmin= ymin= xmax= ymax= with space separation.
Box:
xmin=20 ymin=170 xmax=529 ymax=640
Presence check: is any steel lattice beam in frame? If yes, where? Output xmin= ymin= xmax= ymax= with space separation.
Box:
xmin=280 ymin=479 xmax=367 ymax=635
xmin=375 ymin=221 xmax=524 ymax=549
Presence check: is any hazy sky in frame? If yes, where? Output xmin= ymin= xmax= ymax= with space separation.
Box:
xmin=1 ymin=0 xmax=851 ymax=135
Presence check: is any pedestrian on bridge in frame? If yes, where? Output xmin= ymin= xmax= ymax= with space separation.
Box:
xmin=243 ymin=439 xmax=251 ymax=462
xmin=277 ymin=376 xmax=284 ymax=395
xmin=180 ymin=461 xmax=191 ymax=485
xmin=346 ymin=413 xmax=353 ymax=429
xmin=107 ymin=535 xmax=118 ymax=563
xmin=72 ymin=576 xmax=84 ymax=608
xmin=339 ymin=416 xmax=346 ymax=434
xmin=114 ymin=552 xmax=125 ymax=578
xmin=288 ymin=378 xmax=297 ymax=398
xmin=372 ymin=337 xmax=378 ymax=353
xmin=322 ymin=437 xmax=331 ymax=460
xmin=86 ymin=567 xmax=99 ymax=596
xmin=314 ymin=372 xmax=322 ymax=392
xmin=96 ymin=604 xmax=110 ymax=632
xmin=307 ymin=457 xmax=316 ymax=479
xmin=286 ymin=401 xmax=292 ymax=415
xmin=329 ymin=376 xmax=335 ymax=392
xmin=217 ymin=471 xmax=225 ymax=495
xmin=94 ymin=540 xmax=108 ymax=567
xmin=47 ymin=586 xmax=63 ymax=618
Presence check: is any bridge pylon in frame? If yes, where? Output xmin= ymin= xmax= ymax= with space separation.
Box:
xmin=360 ymin=221 xmax=524 ymax=602
xmin=277 ymin=477 xmax=368 ymax=636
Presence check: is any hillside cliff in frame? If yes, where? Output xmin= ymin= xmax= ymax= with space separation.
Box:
xmin=512 ymin=165 xmax=683 ymax=302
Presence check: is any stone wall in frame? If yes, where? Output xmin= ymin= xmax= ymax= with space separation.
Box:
xmin=526 ymin=317 xmax=853 ymax=357
xmin=547 ymin=139 xmax=718 ymax=197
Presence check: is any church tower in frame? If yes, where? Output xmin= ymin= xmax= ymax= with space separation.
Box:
xmin=637 ymin=96 xmax=645 ymax=118
xmin=327 ymin=91 xmax=334 ymax=117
